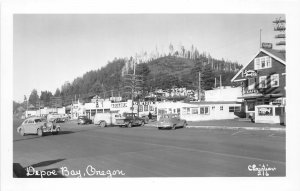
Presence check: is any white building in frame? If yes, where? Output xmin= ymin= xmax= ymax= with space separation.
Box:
xmin=205 ymin=86 xmax=242 ymax=102
xmin=157 ymin=100 xmax=242 ymax=121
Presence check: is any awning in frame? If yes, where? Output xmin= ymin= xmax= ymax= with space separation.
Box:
xmin=238 ymin=94 xmax=284 ymax=100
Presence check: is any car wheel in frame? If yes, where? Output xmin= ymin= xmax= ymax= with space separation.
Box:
xmin=158 ymin=127 xmax=161 ymax=130
xmin=127 ymin=123 xmax=132 ymax=128
xmin=19 ymin=128 xmax=25 ymax=136
xmin=52 ymin=127 xmax=60 ymax=135
xmin=100 ymin=121 xmax=106 ymax=128
xmin=37 ymin=128 xmax=43 ymax=136
xmin=172 ymin=124 xmax=176 ymax=130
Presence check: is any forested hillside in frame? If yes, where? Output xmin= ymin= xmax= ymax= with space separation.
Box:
xmin=20 ymin=46 xmax=243 ymax=109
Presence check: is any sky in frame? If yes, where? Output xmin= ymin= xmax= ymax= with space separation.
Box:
xmin=13 ymin=14 xmax=284 ymax=102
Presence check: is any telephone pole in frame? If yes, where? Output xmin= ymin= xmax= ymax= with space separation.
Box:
xmin=198 ymin=72 xmax=201 ymax=101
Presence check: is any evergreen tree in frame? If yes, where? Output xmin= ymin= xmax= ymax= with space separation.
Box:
xmin=201 ymin=65 xmax=215 ymax=90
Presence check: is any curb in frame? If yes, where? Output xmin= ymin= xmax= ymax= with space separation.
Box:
xmin=145 ymin=124 xmax=285 ymax=131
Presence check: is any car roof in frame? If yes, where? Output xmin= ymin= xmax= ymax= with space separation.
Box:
xmin=25 ymin=116 xmax=43 ymax=120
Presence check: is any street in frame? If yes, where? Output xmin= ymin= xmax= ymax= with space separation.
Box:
xmin=13 ymin=121 xmax=286 ymax=177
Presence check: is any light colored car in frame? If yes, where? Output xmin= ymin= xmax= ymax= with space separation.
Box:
xmin=17 ymin=117 xmax=61 ymax=136
xmin=157 ymin=114 xmax=187 ymax=130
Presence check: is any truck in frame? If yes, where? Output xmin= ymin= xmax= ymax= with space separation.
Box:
xmin=94 ymin=112 xmax=121 ymax=127
xmin=115 ymin=113 xmax=145 ymax=128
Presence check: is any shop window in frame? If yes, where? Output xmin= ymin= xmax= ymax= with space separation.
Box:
xmin=177 ymin=108 xmax=181 ymax=114
xmin=104 ymin=109 xmax=110 ymax=113
xmin=191 ymin=108 xmax=199 ymax=114
xmin=186 ymin=108 xmax=190 ymax=114
xmin=229 ymin=106 xmax=241 ymax=112
xmin=258 ymin=107 xmax=273 ymax=116
xmin=91 ymin=109 xmax=96 ymax=116
xmin=150 ymin=106 xmax=154 ymax=111
xmin=144 ymin=105 xmax=148 ymax=112
xmin=271 ymin=74 xmax=279 ymax=87
xmin=200 ymin=106 xmax=209 ymax=115
xmin=139 ymin=106 xmax=143 ymax=112
xmin=220 ymin=106 xmax=223 ymax=111
xmin=259 ymin=76 xmax=267 ymax=88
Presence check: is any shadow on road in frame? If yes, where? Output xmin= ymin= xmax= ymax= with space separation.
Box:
xmin=13 ymin=159 xmax=66 ymax=178
xmin=13 ymin=131 xmax=77 ymax=142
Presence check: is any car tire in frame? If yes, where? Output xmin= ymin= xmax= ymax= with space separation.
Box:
xmin=37 ymin=128 xmax=43 ymax=136
xmin=127 ymin=123 xmax=132 ymax=128
xmin=52 ymin=127 xmax=60 ymax=135
xmin=172 ymin=124 xmax=176 ymax=130
xmin=19 ymin=128 xmax=25 ymax=136
xmin=100 ymin=121 xmax=106 ymax=128
xmin=158 ymin=127 xmax=161 ymax=130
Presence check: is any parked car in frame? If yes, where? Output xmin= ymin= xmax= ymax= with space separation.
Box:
xmin=77 ymin=116 xmax=93 ymax=125
xmin=94 ymin=112 xmax=121 ymax=127
xmin=17 ymin=117 xmax=61 ymax=136
xmin=115 ymin=113 xmax=145 ymax=128
xmin=157 ymin=114 xmax=187 ymax=130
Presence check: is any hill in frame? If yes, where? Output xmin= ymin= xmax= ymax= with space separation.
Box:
xmin=24 ymin=53 xmax=243 ymax=107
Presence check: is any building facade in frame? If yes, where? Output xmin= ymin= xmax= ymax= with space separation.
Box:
xmin=231 ymin=48 xmax=286 ymax=120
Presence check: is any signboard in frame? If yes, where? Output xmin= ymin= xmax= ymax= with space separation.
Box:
xmin=245 ymin=89 xmax=259 ymax=94
xmin=258 ymin=107 xmax=273 ymax=116
xmin=111 ymin=102 xmax=127 ymax=108
xmin=243 ymin=70 xmax=258 ymax=78
xmin=261 ymin=43 xmax=273 ymax=49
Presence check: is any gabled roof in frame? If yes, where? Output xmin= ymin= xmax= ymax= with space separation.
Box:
xmin=231 ymin=48 xmax=286 ymax=82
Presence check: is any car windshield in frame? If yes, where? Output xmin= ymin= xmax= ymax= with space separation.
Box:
xmin=34 ymin=118 xmax=46 ymax=123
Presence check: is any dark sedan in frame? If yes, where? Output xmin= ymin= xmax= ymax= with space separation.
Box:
xmin=77 ymin=116 xmax=92 ymax=125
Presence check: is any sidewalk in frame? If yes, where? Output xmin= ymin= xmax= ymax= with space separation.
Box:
xmin=146 ymin=119 xmax=286 ymax=131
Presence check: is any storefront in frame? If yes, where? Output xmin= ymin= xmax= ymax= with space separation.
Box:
xmin=156 ymin=101 xmax=242 ymax=121
xmin=231 ymin=48 xmax=286 ymax=123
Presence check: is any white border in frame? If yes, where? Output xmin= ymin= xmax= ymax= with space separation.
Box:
xmin=1 ymin=1 xmax=300 ymax=191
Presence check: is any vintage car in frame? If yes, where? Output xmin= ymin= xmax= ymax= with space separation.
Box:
xmin=17 ymin=117 xmax=61 ymax=136
xmin=77 ymin=115 xmax=93 ymax=125
xmin=157 ymin=114 xmax=187 ymax=130
xmin=115 ymin=113 xmax=145 ymax=128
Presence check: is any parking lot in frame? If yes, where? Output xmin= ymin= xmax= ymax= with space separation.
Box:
xmin=13 ymin=119 xmax=286 ymax=177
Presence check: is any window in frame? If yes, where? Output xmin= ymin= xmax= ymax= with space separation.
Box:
xmin=259 ymin=76 xmax=267 ymax=88
xmin=229 ymin=106 xmax=241 ymax=112
xmin=144 ymin=105 xmax=148 ymax=112
xmin=254 ymin=56 xmax=272 ymax=70
xmin=271 ymin=74 xmax=279 ymax=87
xmin=149 ymin=106 xmax=154 ymax=111
xmin=220 ymin=106 xmax=223 ymax=111
xmin=258 ymin=107 xmax=273 ymax=116
xmin=200 ymin=106 xmax=209 ymax=115
xmin=139 ymin=106 xmax=143 ymax=112
xmin=191 ymin=108 xmax=199 ymax=114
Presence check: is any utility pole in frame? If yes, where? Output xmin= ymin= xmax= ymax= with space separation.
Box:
xmin=215 ymin=78 xmax=217 ymax=89
xmin=198 ymin=72 xmax=201 ymax=101
xmin=259 ymin=29 xmax=262 ymax=49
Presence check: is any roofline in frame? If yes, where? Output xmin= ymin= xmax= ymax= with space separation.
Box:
xmin=231 ymin=48 xmax=286 ymax=82
xmin=260 ymin=48 xmax=286 ymax=65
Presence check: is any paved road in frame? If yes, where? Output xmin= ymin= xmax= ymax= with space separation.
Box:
xmin=13 ymin=122 xmax=286 ymax=177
